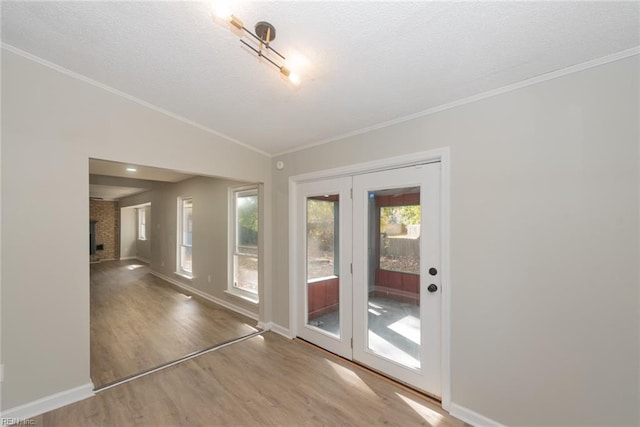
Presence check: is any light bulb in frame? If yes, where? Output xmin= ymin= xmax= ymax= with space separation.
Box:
xmin=288 ymin=72 xmax=301 ymax=85
xmin=211 ymin=2 xmax=232 ymax=21
xmin=285 ymin=51 xmax=309 ymax=73
xmin=280 ymin=66 xmax=301 ymax=85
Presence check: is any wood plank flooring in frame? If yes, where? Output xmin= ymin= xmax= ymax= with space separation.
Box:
xmin=91 ymin=260 xmax=259 ymax=388
xmin=33 ymin=332 xmax=466 ymax=426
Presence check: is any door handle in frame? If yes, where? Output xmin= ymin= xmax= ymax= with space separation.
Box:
xmin=427 ymin=284 xmax=438 ymax=293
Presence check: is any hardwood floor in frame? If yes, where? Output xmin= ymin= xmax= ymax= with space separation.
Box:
xmin=33 ymin=332 xmax=465 ymax=426
xmin=91 ymin=260 xmax=259 ymax=388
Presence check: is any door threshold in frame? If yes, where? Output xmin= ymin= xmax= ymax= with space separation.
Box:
xmin=94 ymin=330 xmax=264 ymax=392
xmin=295 ymin=337 xmax=442 ymax=406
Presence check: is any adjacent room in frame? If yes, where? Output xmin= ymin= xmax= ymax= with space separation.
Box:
xmin=1 ymin=1 xmax=639 ymax=426
xmin=88 ymin=159 xmax=262 ymax=389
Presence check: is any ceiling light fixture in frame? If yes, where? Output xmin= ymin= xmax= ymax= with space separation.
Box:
xmin=212 ymin=7 xmax=301 ymax=85
xmin=126 ymin=167 xmax=137 ymax=172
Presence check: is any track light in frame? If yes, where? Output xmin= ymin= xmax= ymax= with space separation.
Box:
xmin=211 ymin=6 xmax=302 ymax=85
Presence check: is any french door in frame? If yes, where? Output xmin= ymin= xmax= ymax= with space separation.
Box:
xmin=296 ymin=163 xmax=442 ymax=397
xmin=296 ymin=177 xmax=353 ymax=358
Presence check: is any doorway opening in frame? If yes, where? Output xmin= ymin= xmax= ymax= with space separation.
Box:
xmin=89 ymin=158 xmax=263 ymax=389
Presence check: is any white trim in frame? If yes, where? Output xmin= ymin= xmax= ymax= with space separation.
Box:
xmin=291 ymin=147 xmax=449 ymax=183
xmin=273 ymin=47 xmax=640 ymax=157
xmin=439 ymin=148 xmax=452 ymax=411
xmin=269 ymin=323 xmax=293 ymax=339
xmin=224 ymin=289 xmax=258 ymax=304
xmin=449 ymin=403 xmax=506 ymax=427
xmin=256 ymin=321 xmax=271 ymax=331
xmin=0 ymin=43 xmax=271 ymax=158
xmin=174 ymin=271 xmax=193 ymax=281
xmin=0 ymin=382 xmax=94 ymax=421
xmin=288 ymin=147 xmax=451 ymax=405
xmin=150 ymin=271 xmax=259 ymax=321
xmin=288 ymin=176 xmax=298 ymax=338
xmin=135 ymin=257 xmax=150 ymax=264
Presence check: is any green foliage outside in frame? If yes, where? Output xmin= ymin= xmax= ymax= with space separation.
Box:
xmin=307 ymin=199 xmax=336 ymax=252
xmin=380 ymin=205 xmax=420 ymax=232
xmin=238 ymin=195 xmax=258 ymax=246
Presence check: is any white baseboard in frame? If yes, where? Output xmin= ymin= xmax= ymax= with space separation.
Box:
xmin=150 ymin=271 xmax=259 ymax=322
xmin=256 ymin=321 xmax=271 ymax=331
xmin=269 ymin=323 xmax=293 ymax=339
xmin=135 ymin=257 xmax=150 ymax=264
xmin=449 ymin=403 xmax=505 ymax=427
xmin=1 ymin=382 xmax=94 ymax=421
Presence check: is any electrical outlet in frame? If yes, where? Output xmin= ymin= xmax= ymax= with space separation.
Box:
xmin=1 ymin=363 xmax=4 ymax=382
xmin=208 ymin=275 xmax=211 ymax=283
xmin=161 ymin=261 xmax=165 ymax=267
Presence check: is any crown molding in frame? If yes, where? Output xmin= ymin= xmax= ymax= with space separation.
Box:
xmin=273 ymin=46 xmax=640 ymax=157
xmin=1 ymin=43 xmax=272 ymax=159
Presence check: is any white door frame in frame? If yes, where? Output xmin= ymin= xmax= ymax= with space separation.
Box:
xmin=295 ymin=177 xmax=353 ymax=359
xmin=288 ymin=147 xmax=451 ymax=411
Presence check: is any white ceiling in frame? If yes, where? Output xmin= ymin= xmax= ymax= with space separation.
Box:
xmin=89 ymin=158 xmax=194 ymax=182
xmin=2 ymin=1 xmax=639 ymax=156
xmin=89 ymin=184 xmax=147 ymax=201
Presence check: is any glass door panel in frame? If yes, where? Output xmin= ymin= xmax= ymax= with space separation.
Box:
xmin=306 ymin=195 xmax=340 ymax=337
xmin=367 ymin=187 xmax=421 ymax=369
xmin=296 ymin=177 xmax=352 ymax=359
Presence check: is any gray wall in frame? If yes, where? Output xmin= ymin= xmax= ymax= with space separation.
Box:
xmin=272 ymin=56 xmax=639 ymax=425
xmin=1 ymin=49 xmax=271 ymax=410
xmin=120 ymin=207 xmax=137 ymax=258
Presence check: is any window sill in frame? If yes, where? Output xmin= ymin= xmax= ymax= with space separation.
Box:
xmin=224 ymin=289 xmax=259 ymax=304
xmin=175 ymin=271 xmax=193 ymax=281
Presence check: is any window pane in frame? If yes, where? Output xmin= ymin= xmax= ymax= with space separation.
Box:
xmin=182 ymin=200 xmax=192 ymax=246
xmin=178 ymin=197 xmax=193 ymax=275
xmin=230 ymin=187 xmax=259 ymax=299
xmin=379 ymin=205 xmax=420 ymax=274
xmin=138 ymin=209 xmax=146 ymax=240
xmin=306 ymin=195 xmax=340 ymax=338
xmin=236 ymin=194 xmax=258 ymax=255
xmin=369 ymin=189 xmax=421 ymax=369
xmin=181 ymin=245 xmax=192 ymax=272
xmin=234 ymin=254 xmax=257 ymax=293
xmin=306 ymin=198 xmax=338 ymax=280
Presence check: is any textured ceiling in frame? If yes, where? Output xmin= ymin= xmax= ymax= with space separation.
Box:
xmin=2 ymin=1 xmax=639 ymax=155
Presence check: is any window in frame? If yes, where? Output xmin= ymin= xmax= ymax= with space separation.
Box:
xmin=378 ymin=201 xmax=420 ymax=275
xmin=306 ymin=195 xmax=339 ymax=281
xmin=178 ymin=196 xmax=193 ymax=276
xmin=137 ymin=208 xmax=146 ymax=241
xmin=229 ymin=186 xmax=259 ymax=301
